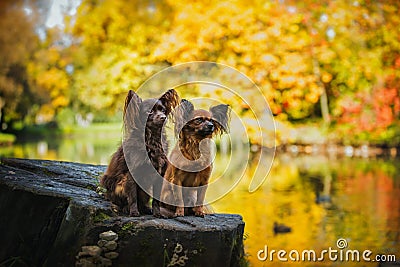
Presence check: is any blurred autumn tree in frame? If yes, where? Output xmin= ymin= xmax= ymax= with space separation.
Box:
xmin=0 ymin=0 xmax=71 ymax=129
xmin=68 ymin=0 xmax=172 ymax=115
xmin=151 ymin=0 xmax=399 ymax=144
xmin=304 ymin=0 xmax=400 ymax=144
xmin=0 ymin=0 xmax=39 ymax=129
xmin=27 ymin=28 xmax=72 ymax=124
xmin=153 ymin=0 xmax=321 ymax=121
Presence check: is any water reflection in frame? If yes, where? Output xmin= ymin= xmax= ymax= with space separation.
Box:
xmin=0 ymin=136 xmax=120 ymax=165
xmin=0 ymin=138 xmax=399 ymax=266
xmin=211 ymin=154 xmax=400 ymax=266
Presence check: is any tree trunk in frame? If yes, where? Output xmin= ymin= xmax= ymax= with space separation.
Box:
xmin=0 ymin=97 xmax=4 ymax=130
xmin=319 ymin=85 xmax=331 ymax=125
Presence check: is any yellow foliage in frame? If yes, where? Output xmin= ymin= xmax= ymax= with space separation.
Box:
xmin=321 ymin=72 xmax=333 ymax=83
xmin=305 ymin=92 xmax=320 ymax=104
xmin=52 ymin=95 xmax=69 ymax=108
xmin=36 ymin=68 xmax=68 ymax=93
xmin=149 ymin=0 xmax=326 ymax=124
xmin=280 ymin=53 xmax=308 ymax=74
xmin=36 ymin=104 xmax=55 ymax=123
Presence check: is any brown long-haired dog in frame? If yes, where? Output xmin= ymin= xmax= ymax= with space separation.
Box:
xmin=100 ymin=89 xmax=179 ymax=217
xmin=160 ymin=100 xmax=230 ymax=217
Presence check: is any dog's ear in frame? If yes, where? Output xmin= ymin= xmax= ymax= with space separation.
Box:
xmin=174 ymin=99 xmax=194 ymax=137
xmin=123 ymin=90 xmax=142 ymax=132
xmin=210 ymin=104 xmax=230 ymax=134
xmin=159 ymin=89 xmax=180 ymax=115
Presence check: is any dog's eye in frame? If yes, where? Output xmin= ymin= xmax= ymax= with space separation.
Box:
xmin=194 ymin=118 xmax=203 ymax=123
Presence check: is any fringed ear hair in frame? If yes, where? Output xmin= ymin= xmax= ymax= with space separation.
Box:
xmin=159 ymin=89 xmax=180 ymax=115
xmin=123 ymin=90 xmax=142 ymax=134
xmin=210 ymin=104 xmax=230 ymax=135
xmin=174 ymin=99 xmax=194 ymax=137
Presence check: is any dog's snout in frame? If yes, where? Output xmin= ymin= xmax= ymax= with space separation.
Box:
xmin=159 ymin=113 xmax=167 ymax=121
xmin=206 ymin=121 xmax=214 ymax=131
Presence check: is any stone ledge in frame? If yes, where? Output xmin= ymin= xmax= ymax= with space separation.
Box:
xmin=0 ymin=158 xmax=245 ymax=267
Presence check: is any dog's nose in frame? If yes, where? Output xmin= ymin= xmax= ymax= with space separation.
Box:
xmin=159 ymin=114 xmax=166 ymax=120
xmin=206 ymin=121 xmax=214 ymax=131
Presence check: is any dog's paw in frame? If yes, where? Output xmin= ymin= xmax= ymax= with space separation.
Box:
xmin=129 ymin=208 xmax=140 ymax=217
xmin=193 ymin=206 xmax=205 ymax=217
xmin=160 ymin=207 xmax=175 ymax=218
xmin=153 ymin=210 xmax=162 ymax=218
xmin=152 ymin=204 xmax=162 ymax=217
xmin=175 ymin=207 xmax=185 ymax=217
xmin=130 ymin=211 xmax=140 ymax=217
xmin=122 ymin=205 xmax=132 ymax=215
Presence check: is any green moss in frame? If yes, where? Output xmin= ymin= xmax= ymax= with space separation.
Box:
xmin=93 ymin=212 xmax=111 ymax=223
xmin=85 ymin=184 xmax=97 ymax=191
xmin=121 ymin=222 xmax=136 ymax=231
xmin=118 ymin=221 xmax=142 ymax=237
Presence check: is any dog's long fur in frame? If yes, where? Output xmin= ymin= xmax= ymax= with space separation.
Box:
xmin=160 ymin=100 xmax=230 ymax=217
xmin=100 ymin=89 xmax=179 ymax=217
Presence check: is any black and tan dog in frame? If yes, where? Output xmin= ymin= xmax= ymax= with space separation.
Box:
xmin=161 ymin=100 xmax=230 ymax=217
xmin=101 ymin=89 xmax=179 ymax=217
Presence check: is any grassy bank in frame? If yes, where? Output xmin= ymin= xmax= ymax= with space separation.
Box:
xmin=61 ymin=122 xmax=123 ymax=136
xmin=0 ymin=133 xmax=16 ymax=146
xmin=5 ymin=121 xmax=400 ymax=149
xmin=10 ymin=122 xmax=122 ymax=142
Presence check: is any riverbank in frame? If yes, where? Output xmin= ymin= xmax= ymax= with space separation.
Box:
xmin=276 ymin=143 xmax=399 ymax=158
xmin=2 ymin=122 xmax=399 ymax=157
xmin=0 ymin=133 xmax=16 ymax=146
xmin=11 ymin=122 xmax=122 ymax=140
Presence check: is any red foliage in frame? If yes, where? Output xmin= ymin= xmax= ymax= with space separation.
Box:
xmin=394 ymin=56 xmax=400 ymax=69
xmin=337 ymin=75 xmax=399 ymax=134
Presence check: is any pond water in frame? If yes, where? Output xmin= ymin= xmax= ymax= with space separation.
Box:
xmin=1 ymin=134 xmax=399 ymax=267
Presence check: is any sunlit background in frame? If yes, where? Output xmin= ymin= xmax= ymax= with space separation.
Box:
xmin=0 ymin=0 xmax=399 ymax=266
